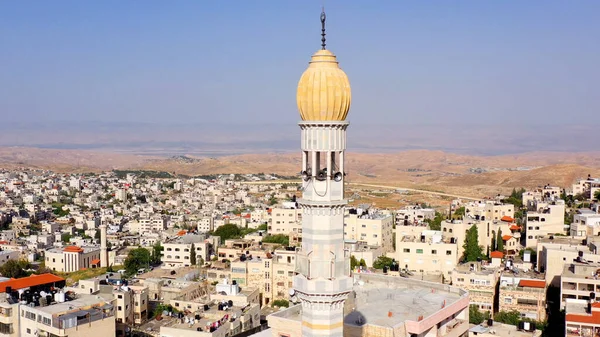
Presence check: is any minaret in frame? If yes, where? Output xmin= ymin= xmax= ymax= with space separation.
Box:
xmin=293 ymin=9 xmax=352 ymax=337
xmin=100 ymin=223 xmax=108 ymax=268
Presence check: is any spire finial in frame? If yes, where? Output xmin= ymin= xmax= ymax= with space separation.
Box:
xmin=320 ymin=7 xmax=326 ymax=50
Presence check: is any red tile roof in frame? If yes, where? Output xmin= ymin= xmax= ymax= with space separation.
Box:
xmin=64 ymin=246 xmax=83 ymax=253
xmin=566 ymin=309 xmax=600 ymax=324
xmin=502 ymin=235 xmax=513 ymax=241
xmin=519 ymin=279 xmax=546 ymax=289
xmin=501 ymin=216 xmax=515 ymax=222
xmin=509 ymin=225 xmax=521 ymax=231
xmin=490 ymin=251 xmax=504 ymax=259
xmin=0 ymin=273 xmax=65 ymax=293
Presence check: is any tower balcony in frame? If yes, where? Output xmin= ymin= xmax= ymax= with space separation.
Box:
xmin=295 ymin=250 xmax=350 ymax=280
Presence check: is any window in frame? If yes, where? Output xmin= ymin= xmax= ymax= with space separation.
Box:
xmin=431 ymin=250 xmax=437 ymax=255
xmin=446 ymin=250 xmax=452 ymax=255
xmin=504 ymin=298 xmax=512 ymax=304
xmin=403 ymin=249 xmax=410 ymax=253
xmin=265 ymin=272 xmax=270 ymax=279
xmin=416 ymin=249 xmax=423 ymax=254
xmin=361 ymin=225 xmax=366 ymax=228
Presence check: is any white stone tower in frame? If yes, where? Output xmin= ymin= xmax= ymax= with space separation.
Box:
xmin=293 ymin=9 xmax=352 ymax=337
xmin=100 ymin=223 xmax=108 ymax=268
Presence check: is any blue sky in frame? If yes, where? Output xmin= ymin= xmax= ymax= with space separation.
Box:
xmin=1 ymin=1 xmax=598 ymax=127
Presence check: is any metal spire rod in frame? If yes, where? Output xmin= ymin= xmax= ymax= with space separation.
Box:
xmin=320 ymin=7 xmax=326 ymax=50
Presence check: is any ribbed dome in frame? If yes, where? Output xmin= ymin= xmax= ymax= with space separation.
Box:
xmin=296 ymin=49 xmax=351 ymax=121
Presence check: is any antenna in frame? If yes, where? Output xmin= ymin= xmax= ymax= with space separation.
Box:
xmin=320 ymin=7 xmax=327 ymax=50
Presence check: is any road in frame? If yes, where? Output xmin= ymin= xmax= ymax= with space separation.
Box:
xmin=245 ymin=180 xmax=480 ymax=201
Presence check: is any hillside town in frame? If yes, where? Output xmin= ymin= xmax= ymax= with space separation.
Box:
xmin=0 ymin=169 xmax=597 ymax=336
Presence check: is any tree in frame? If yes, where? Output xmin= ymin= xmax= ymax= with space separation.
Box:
xmin=497 ymin=229 xmax=504 ymax=252
xmin=151 ymin=241 xmax=163 ymax=265
xmin=272 ymin=299 xmax=289 ymax=308
xmin=262 ymin=234 xmax=290 ymax=246
xmin=373 ymin=256 xmax=394 ymax=270
xmin=212 ymin=224 xmax=242 ymax=242
xmin=453 ymin=207 xmax=466 ymax=218
xmin=124 ymin=247 xmax=151 ymax=276
xmin=491 ymin=230 xmax=496 ymax=251
xmin=61 ymin=233 xmax=72 ymax=243
xmin=359 ymin=258 xmax=367 ymax=268
xmin=350 ymin=255 xmax=359 ymax=270
xmin=190 ymin=243 xmax=196 ymax=266
xmin=462 ymin=225 xmax=484 ymax=262
xmin=469 ymin=305 xmax=490 ymax=324
xmin=595 ymin=190 xmax=600 ymax=201
xmin=424 ymin=212 xmax=444 ymax=231
xmin=0 ymin=260 xmax=30 ymax=278
xmin=504 ymin=188 xmax=526 ymax=208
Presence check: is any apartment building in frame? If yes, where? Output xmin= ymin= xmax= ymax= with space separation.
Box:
xmin=345 ymin=241 xmax=383 ymax=268
xmin=162 ymin=234 xmax=212 ymax=269
xmin=571 ymin=209 xmax=600 ymax=238
xmin=565 ymin=299 xmax=600 ymax=337
xmin=525 ymin=199 xmax=566 ymax=247
xmin=159 ymin=300 xmax=260 ymax=337
xmin=451 ymin=262 xmax=499 ymax=316
xmin=197 ymin=217 xmax=214 ymax=233
xmin=522 ymin=185 xmax=562 ymax=208
xmin=395 ymin=205 xmax=435 ymax=225
xmin=114 ymin=285 xmax=149 ymax=336
xmin=561 ymin=262 xmax=600 ymax=309
xmin=45 ymin=245 xmax=102 ymax=272
xmin=465 ymin=201 xmax=514 ymax=222
xmin=127 ymin=216 xmax=167 ymax=234
xmin=442 ymin=219 xmax=505 ymax=260
xmin=269 ymin=207 xmax=301 ymax=235
xmin=499 ymin=272 xmax=547 ymax=321
xmin=571 ymin=175 xmax=600 ymax=201
xmin=344 ymin=208 xmax=394 ymax=253
xmin=19 ymin=293 xmax=116 ymax=337
xmin=536 ymin=236 xmax=599 ymax=286
xmin=395 ymin=230 xmax=459 ymax=278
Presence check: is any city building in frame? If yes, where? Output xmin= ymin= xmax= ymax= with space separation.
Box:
xmin=45 ymin=245 xmax=102 ymax=272
xmin=162 ymin=234 xmax=212 ymax=269
xmin=451 ymin=262 xmax=500 ymax=316
xmin=525 ymin=199 xmax=566 ymax=247
xmin=498 ymin=271 xmax=546 ymax=321
xmin=268 ymin=273 xmax=470 ymax=337
xmin=395 ymin=229 xmax=458 ymax=279
xmin=344 ymin=207 xmax=394 ymax=253
xmin=269 ymin=207 xmax=301 ymax=235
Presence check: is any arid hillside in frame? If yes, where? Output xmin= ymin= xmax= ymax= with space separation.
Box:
xmin=1 ymin=147 xmax=599 ymax=198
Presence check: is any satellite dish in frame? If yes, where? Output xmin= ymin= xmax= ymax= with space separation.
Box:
xmin=291 ymin=296 xmax=298 ymax=303
xmin=333 ymin=172 xmax=343 ymax=182
xmin=288 ymin=289 xmax=296 ymax=296
xmin=301 ymin=170 xmax=311 ymax=182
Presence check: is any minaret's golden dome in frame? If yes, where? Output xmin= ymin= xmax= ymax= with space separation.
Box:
xmin=296 ymin=49 xmax=351 ymax=121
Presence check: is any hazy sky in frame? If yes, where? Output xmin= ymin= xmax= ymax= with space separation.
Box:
xmin=1 ymin=1 xmax=598 ymax=127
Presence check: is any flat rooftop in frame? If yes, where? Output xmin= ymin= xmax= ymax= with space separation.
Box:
xmin=36 ymin=294 xmax=108 ymax=315
xmin=345 ymin=275 xmax=463 ymax=328
xmin=469 ymin=322 xmax=542 ymax=336
xmin=270 ymin=274 xmax=466 ymax=329
xmin=137 ymin=266 xmax=199 ymax=280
